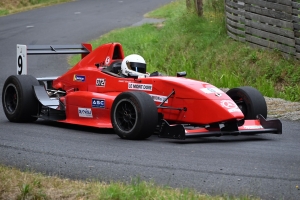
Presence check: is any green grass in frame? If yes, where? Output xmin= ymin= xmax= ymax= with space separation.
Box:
xmin=0 ymin=165 xmax=259 ymax=200
xmin=0 ymin=0 xmax=71 ymax=16
xmin=70 ymin=0 xmax=300 ymax=102
xmin=0 ymin=9 xmax=9 ymax=15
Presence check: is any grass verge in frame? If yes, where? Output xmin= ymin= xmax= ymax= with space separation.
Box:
xmin=0 ymin=164 xmax=259 ymax=200
xmin=70 ymin=0 xmax=300 ymax=102
xmin=0 ymin=0 xmax=72 ymax=16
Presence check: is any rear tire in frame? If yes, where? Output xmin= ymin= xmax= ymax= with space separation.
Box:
xmin=111 ymin=91 xmax=158 ymax=140
xmin=226 ymin=86 xmax=267 ymax=119
xmin=2 ymin=75 xmax=40 ymax=122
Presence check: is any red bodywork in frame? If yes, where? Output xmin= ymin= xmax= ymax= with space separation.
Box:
xmin=51 ymin=43 xmax=246 ymax=129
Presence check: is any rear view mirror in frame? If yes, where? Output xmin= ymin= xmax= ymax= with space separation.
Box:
xmin=177 ymin=71 xmax=187 ymax=77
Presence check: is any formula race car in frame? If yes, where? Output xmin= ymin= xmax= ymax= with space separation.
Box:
xmin=2 ymin=42 xmax=282 ymax=140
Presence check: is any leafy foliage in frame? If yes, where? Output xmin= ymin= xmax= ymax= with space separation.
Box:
xmin=70 ymin=0 xmax=300 ymax=101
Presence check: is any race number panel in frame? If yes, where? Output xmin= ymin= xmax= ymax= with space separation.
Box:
xmin=17 ymin=45 xmax=27 ymax=75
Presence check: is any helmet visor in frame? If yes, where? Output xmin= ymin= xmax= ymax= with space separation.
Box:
xmin=127 ymin=62 xmax=146 ymax=73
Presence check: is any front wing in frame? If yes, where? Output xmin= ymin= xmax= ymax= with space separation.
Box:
xmin=158 ymin=114 xmax=282 ymax=140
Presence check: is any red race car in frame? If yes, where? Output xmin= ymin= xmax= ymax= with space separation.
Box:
xmin=2 ymin=42 xmax=282 ymax=140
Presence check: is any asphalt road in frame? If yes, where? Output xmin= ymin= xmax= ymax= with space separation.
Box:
xmin=0 ymin=1 xmax=300 ymax=199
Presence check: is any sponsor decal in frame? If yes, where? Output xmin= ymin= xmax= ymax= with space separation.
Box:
xmin=96 ymin=78 xmax=106 ymax=87
xmin=128 ymin=83 xmax=152 ymax=91
xmin=73 ymin=74 xmax=85 ymax=82
xmin=243 ymin=125 xmax=263 ymax=129
xmin=228 ymin=108 xmax=242 ymax=113
xmin=118 ymin=80 xmax=132 ymax=83
xmin=105 ymin=56 xmax=110 ymax=65
xmin=78 ymin=108 xmax=93 ymax=118
xmin=201 ymin=88 xmax=223 ymax=94
xmin=220 ymin=100 xmax=237 ymax=109
xmin=149 ymin=94 xmax=168 ymax=103
xmin=215 ymin=93 xmax=222 ymax=97
xmin=92 ymin=98 xmax=105 ymax=108
xmin=220 ymin=100 xmax=242 ymax=113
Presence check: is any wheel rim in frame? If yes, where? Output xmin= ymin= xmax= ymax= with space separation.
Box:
xmin=4 ymin=83 xmax=19 ymax=114
xmin=114 ymin=99 xmax=137 ymax=132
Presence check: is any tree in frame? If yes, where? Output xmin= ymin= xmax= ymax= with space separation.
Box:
xmin=186 ymin=0 xmax=203 ymax=16
xmin=195 ymin=0 xmax=203 ymax=16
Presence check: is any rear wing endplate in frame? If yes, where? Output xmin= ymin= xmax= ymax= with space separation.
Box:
xmin=17 ymin=43 xmax=92 ymax=75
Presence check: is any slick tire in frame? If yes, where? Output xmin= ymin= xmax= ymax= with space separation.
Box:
xmin=226 ymin=86 xmax=267 ymax=119
xmin=2 ymin=75 xmax=40 ymax=122
xmin=111 ymin=91 xmax=158 ymax=140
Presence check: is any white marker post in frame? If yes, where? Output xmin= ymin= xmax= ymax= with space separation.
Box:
xmin=17 ymin=44 xmax=27 ymax=75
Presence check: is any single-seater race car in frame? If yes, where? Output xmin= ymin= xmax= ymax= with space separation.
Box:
xmin=2 ymin=42 xmax=282 ymax=140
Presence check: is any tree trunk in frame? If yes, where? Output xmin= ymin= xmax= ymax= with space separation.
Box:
xmin=195 ymin=0 xmax=203 ymax=16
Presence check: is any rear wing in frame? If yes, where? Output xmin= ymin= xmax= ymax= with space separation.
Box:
xmin=17 ymin=43 xmax=92 ymax=75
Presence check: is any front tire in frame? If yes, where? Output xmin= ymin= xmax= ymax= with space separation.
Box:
xmin=111 ymin=91 xmax=158 ymax=140
xmin=226 ymin=86 xmax=267 ymax=119
xmin=2 ymin=75 xmax=40 ymax=122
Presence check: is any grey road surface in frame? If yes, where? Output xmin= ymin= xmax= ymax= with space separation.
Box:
xmin=0 ymin=1 xmax=300 ymax=199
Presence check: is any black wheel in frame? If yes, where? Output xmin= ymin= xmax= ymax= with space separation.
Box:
xmin=111 ymin=91 xmax=158 ymax=140
xmin=2 ymin=75 xmax=40 ymax=122
xmin=226 ymin=86 xmax=267 ymax=119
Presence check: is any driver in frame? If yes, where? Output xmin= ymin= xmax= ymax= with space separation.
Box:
xmin=121 ymin=54 xmax=149 ymax=78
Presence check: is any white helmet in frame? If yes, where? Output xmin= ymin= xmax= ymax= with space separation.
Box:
xmin=121 ymin=54 xmax=149 ymax=78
